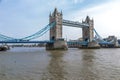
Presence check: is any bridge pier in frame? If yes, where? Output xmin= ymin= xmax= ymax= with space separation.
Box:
xmin=87 ymin=41 xmax=100 ymax=48
xmin=46 ymin=39 xmax=68 ymax=50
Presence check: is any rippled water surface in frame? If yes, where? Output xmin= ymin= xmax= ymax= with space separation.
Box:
xmin=0 ymin=47 xmax=120 ymax=80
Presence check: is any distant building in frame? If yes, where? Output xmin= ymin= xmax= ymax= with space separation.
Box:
xmin=104 ymin=35 xmax=119 ymax=47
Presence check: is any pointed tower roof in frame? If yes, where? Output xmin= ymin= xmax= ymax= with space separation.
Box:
xmin=54 ymin=7 xmax=58 ymax=13
xmin=86 ymin=16 xmax=90 ymax=20
xmin=61 ymin=10 xmax=63 ymax=15
xmin=85 ymin=16 xmax=90 ymax=23
xmin=49 ymin=12 xmax=51 ymax=17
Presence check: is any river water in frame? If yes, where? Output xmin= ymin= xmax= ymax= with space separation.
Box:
xmin=0 ymin=47 xmax=120 ymax=80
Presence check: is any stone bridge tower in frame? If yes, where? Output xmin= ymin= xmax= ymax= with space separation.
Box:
xmin=82 ymin=16 xmax=94 ymax=42
xmin=49 ymin=8 xmax=63 ymax=40
xmin=46 ymin=8 xmax=68 ymax=50
xmin=82 ymin=16 xmax=100 ymax=48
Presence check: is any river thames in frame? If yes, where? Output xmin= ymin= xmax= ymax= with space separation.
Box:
xmin=0 ymin=47 xmax=120 ymax=80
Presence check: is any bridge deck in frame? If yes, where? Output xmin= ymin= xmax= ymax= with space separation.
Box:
xmin=0 ymin=41 xmax=54 ymax=43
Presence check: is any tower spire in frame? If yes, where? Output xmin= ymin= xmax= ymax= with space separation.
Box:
xmin=85 ymin=15 xmax=90 ymax=23
xmin=49 ymin=12 xmax=51 ymax=17
xmin=61 ymin=10 xmax=63 ymax=15
xmin=54 ymin=7 xmax=58 ymax=13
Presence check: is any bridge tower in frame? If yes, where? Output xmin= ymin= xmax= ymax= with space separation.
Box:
xmin=82 ymin=16 xmax=100 ymax=48
xmin=46 ymin=8 xmax=68 ymax=50
xmin=82 ymin=16 xmax=94 ymax=42
xmin=49 ymin=8 xmax=62 ymax=40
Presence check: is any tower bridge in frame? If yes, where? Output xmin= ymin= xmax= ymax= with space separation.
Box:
xmin=0 ymin=8 xmax=118 ymax=49
xmin=47 ymin=8 xmax=98 ymax=49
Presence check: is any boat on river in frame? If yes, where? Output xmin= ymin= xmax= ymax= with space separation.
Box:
xmin=0 ymin=46 xmax=10 ymax=51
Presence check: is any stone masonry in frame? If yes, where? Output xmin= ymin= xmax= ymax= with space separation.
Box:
xmin=82 ymin=16 xmax=94 ymax=42
xmin=49 ymin=8 xmax=63 ymax=40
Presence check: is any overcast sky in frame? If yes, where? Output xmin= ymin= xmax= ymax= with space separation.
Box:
xmin=0 ymin=0 xmax=120 ymax=40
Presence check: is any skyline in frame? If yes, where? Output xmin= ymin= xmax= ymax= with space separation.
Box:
xmin=0 ymin=0 xmax=120 ymax=40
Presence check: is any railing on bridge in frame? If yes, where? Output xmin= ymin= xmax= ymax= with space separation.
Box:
xmin=0 ymin=40 xmax=54 ymax=43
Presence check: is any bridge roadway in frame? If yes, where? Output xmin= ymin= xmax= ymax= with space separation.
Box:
xmin=0 ymin=40 xmax=114 ymax=46
xmin=0 ymin=40 xmax=54 ymax=43
xmin=0 ymin=40 xmax=88 ymax=45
